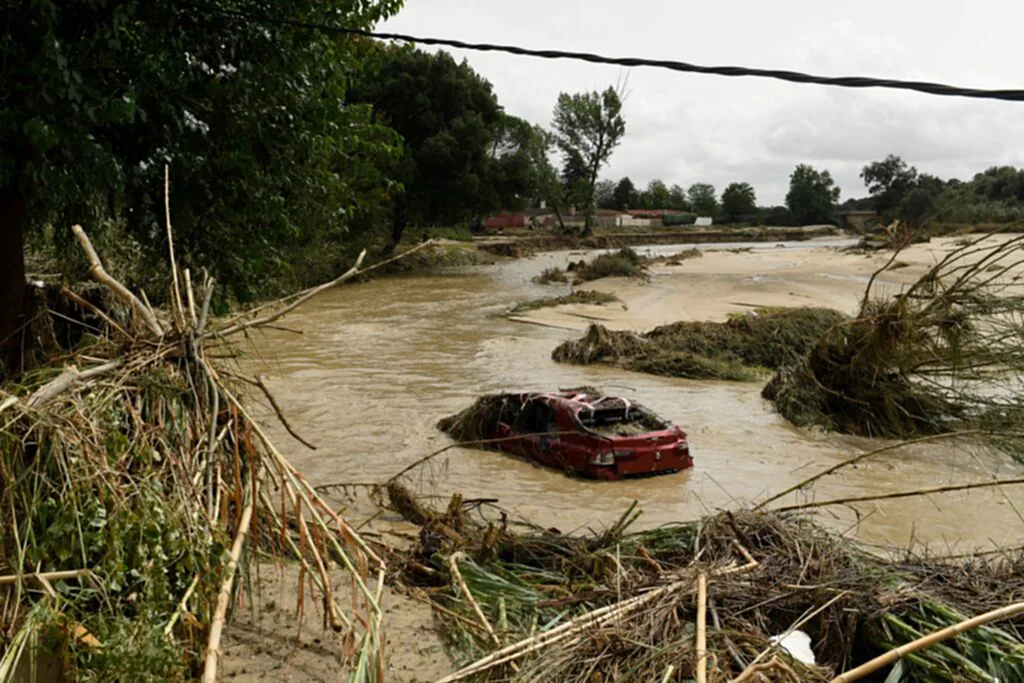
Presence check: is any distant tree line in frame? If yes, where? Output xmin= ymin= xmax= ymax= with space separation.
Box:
xmin=845 ymin=154 xmax=1024 ymax=227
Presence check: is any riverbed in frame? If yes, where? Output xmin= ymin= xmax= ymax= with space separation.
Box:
xmin=251 ymin=236 xmax=1024 ymax=553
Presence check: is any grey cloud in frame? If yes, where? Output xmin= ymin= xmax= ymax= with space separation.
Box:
xmin=382 ymin=0 xmax=1024 ymax=203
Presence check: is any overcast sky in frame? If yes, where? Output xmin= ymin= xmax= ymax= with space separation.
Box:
xmin=381 ymin=1 xmax=1024 ymax=205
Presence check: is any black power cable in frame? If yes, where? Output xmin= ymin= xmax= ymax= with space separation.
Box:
xmin=201 ymin=6 xmax=1024 ymax=103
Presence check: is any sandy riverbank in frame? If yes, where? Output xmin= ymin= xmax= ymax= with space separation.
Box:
xmin=515 ymin=234 xmax=1024 ymax=332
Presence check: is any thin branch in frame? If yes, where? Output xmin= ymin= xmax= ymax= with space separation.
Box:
xmin=254 ymin=375 xmax=317 ymax=450
xmin=771 ymin=477 xmax=1024 ymax=512
xmin=754 ymin=431 xmax=983 ymax=510
xmin=212 ymin=239 xmax=438 ymax=337
xmin=203 ymin=483 xmax=256 ymax=683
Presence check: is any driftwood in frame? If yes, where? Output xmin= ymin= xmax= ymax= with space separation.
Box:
xmin=25 ymin=360 xmax=123 ymax=408
xmin=71 ymin=224 xmax=163 ymax=337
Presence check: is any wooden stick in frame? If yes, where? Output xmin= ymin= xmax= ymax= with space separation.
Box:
xmin=771 ymin=477 xmax=1024 ymax=512
xmin=254 ymin=375 xmax=317 ymax=450
xmin=661 ymin=664 xmax=676 ymax=683
xmin=203 ymin=485 xmax=256 ymax=683
xmin=164 ymin=573 xmax=201 ymax=636
xmin=0 ymin=569 xmax=95 ymax=585
xmin=754 ymin=431 xmax=982 ymax=510
xmin=198 ymin=274 xmax=214 ymax=334
xmin=829 ymin=600 xmax=1024 ymax=683
xmin=164 ymin=165 xmax=185 ymax=327
xmin=184 ymin=268 xmax=198 ymax=326
xmin=26 ymin=360 xmax=123 ymax=408
xmin=72 ymin=225 xmax=163 ymax=337
xmin=696 ymin=572 xmax=708 ymax=683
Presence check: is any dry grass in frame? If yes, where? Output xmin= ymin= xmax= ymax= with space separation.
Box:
xmin=387 ymin=489 xmax=1024 ymax=682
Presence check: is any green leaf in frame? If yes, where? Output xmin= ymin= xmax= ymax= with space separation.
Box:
xmin=884 ymin=659 xmax=906 ymax=683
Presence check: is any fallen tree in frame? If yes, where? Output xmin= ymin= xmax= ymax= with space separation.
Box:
xmin=764 ymin=233 xmax=1024 ymax=461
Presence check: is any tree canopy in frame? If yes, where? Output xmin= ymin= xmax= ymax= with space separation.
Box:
xmin=350 ymin=46 xmax=511 ymax=249
xmin=551 ymin=86 xmax=626 ymax=235
xmin=786 ymin=165 xmax=840 ymax=225
xmin=688 ymin=183 xmax=718 ymax=216
xmin=612 ymin=177 xmax=638 ymax=210
xmin=861 ymin=154 xmax=919 ymax=216
xmin=644 ymin=180 xmax=672 ymax=210
xmin=1 ymin=0 xmax=404 ymax=372
xmin=721 ymin=182 xmax=757 ymax=219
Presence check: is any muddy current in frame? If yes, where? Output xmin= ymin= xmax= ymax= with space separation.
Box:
xmin=252 ymin=242 xmax=1023 ymax=552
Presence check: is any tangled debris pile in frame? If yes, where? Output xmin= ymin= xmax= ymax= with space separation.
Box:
xmin=387 ymin=487 xmax=1024 ymax=682
xmin=573 ymin=248 xmax=649 ymax=283
xmin=764 ymin=234 xmax=1024 ymax=461
xmin=553 ymin=308 xmax=848 ymax=381
xmin=0 ymin=213 xmax=399 ymax=680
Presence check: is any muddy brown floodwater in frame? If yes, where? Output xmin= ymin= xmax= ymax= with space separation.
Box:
xmin=251 ymin=240 xmax=1024 ymax=553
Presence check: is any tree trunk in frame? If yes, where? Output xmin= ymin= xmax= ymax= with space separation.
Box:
xmin=0 ymin=182 xmax=29 ymax=376
xmin=382 ymin=210 xmax=408 ymax=257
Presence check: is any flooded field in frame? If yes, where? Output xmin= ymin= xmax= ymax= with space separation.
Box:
xmin=251 ymin=239 xmax=1024 ymax=552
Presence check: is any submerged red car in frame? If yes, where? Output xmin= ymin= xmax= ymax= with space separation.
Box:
xmin=439 ymin=389 xmax=692 ymax=480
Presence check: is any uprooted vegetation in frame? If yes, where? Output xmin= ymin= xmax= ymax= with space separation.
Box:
xmin=507 ymin=290 xmax=619 ymax=316
xmin=654 ymin=247 xmax=704 ymax=266
xmin=572 ymin=248 xmax=649 ymax=283
xmin=0 ymin=223 xmax=393 ymax=681
xmin=387 ymin=487 xmax=1024 ymax=682
xmin=531 ymin=266 xmax=569 ymax=284
xmin=764 ymin=234 xmax=1024 ymax=461
xmin=552 ymin=307 xmax=848 ymax=381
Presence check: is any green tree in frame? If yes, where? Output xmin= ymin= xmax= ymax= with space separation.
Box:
xmin=487 ymin=115 xmax=552 ymax=212
xmin=551 ymin=87 xmax=626 ymax=236
xmin=521 ymin=125 xmax=569 ymax=231
xmin=612 ymin=177 xmax=638 ymax=210
xmin=861 ymin=154 xmax=919 ymax=216
xmin=645 ymin=180 xmax=671 ymax=209
xmin=351 ymin=46 xmax=505 ymax=252
xmin=688 ymin=183 xmax=718 ymax=216
xmin=786 ymin=164 xmax=841 ymax=225
xmin=1 ymin=0 xmax=403 ymax=372
xmin=595 ymin=179 xmax=618 ymax=210
xmin=721 ymin=182 xmax=757 ymax=220
xmin=668 ymin=184 xmax=689 ymax=211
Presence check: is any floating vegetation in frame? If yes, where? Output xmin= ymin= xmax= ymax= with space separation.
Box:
xmin=532 ymin=267 xmax=569 ymax=284
xmin=553 ymin=308 xmax=848 ymax=381
xmin=507 ymin=290 xmax=619 ymax=315
xmin=573 ymin=248 xmax=648 ymax=283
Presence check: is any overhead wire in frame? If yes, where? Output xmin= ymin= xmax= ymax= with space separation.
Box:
xmin=197 ymin=6 xmax=1024 ymax=103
